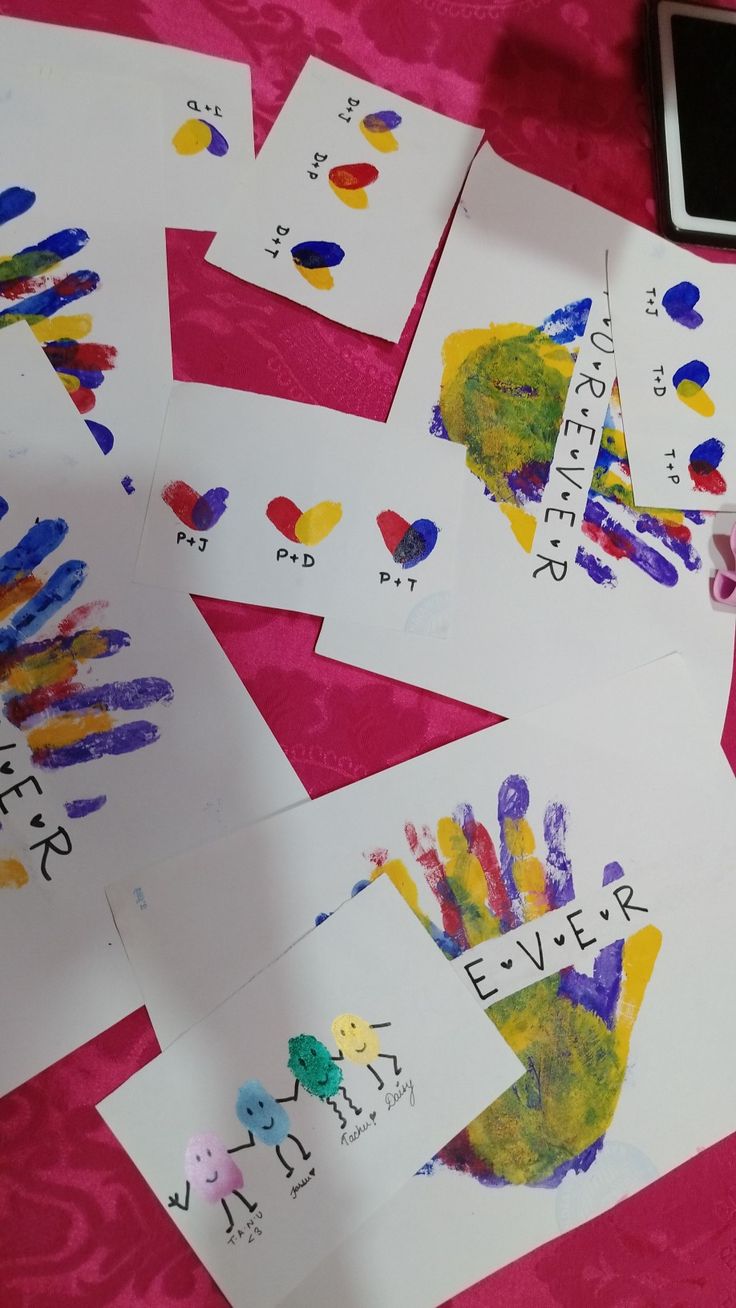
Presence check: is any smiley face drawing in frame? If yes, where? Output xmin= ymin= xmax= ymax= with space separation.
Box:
xmin=168 ymin=1131 xmax=258 ymax=1234
xmin=235 ymin=1079 xmax=311 ymax=1180
xmin=331 ymin=1015 xmax=401 ymax=1091
xmin=287 ymin=1033 xmax=362 ymax=1129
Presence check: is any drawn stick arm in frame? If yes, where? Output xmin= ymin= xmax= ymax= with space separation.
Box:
xmin=168 ymin=1180 xmax=191 ymax=1210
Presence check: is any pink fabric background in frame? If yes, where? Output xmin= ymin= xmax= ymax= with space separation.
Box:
xmin=2 ymin=0 xmax=736 ymax=1303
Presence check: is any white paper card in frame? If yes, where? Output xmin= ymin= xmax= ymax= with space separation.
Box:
xmin=315 ymin=145 xmax=735 ymax=728
xmin=135 ymin=382 xmax=467 ymax=633
xmin=0 ymin=326 xmax=305 ymax=1094
xmin=608 ymin=233 xmax=736 ymax=510
xmin=0 ymin=18 xmax=254 ymax=231
xmin=98 ymin=878 xmax=521 ymax=1308
xmin=207 ymin=57 xmax=482 ymax=341
xmin=0 ymin=62 xmax=171 ymax=553
xmin=107 ymin=651 xmax=736 ymax=1308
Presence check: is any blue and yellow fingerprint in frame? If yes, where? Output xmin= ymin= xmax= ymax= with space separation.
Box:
xmin=672 ymin=359 xmax=714 ymax=417
xmin=291 ymin=239 xmax=345 ymax=291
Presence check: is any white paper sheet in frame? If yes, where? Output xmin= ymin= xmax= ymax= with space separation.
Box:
xmin=0 ymin=326 xmax=305 ymax=1094
xmin=99 ymin=878 xmax=522 ymax=1308
xmin=315 ymin=145 xmax=735 ymax=729
xmin=0 ymin=18 xmax=253 ymax=231
xmin=207 ymin=57 xmax=482 ymax=341
xmin=0 ymin=62 xmax=171 ymax=552
xmin=135 ymin=382 xmax=466 ymax=633
xmin=105 ymin=655 xmax=736 ymax=1306
xmin=608 ymin=234 xmax=736 ymax=510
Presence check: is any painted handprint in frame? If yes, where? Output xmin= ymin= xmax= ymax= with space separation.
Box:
xmin=0 ymin=185 xmax=117 ymax=454
xmin=0 ymin=509 xmax=173 ymax=888
xmin=429 ymin=301 xmax=705 ymax=587
xmin=348 ymin=774 xmax=661 ymax=1188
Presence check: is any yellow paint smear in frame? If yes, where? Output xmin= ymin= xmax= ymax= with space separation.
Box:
xmin=0 ymin=858 xmax=29 ymax=889
xmin=172 ymin=118 xmax=210 ymax=155
xmin=437 ymin=817 xmax=499 ymax=945
xmin=26 ymin=709 xmax=112 ymax=753
xmin=295 ymin=264 xmax=334 ymax=291
xmin=614 ymin=925 xmax=662 ymax=1063
xmin=676 ymin=380 xmax=715 ymax=417
xmin=359 ymin=122 xmax=398 ymax=152
xmin=58 ymin=372 xmax=80 ymax=394
xmin=502 ymin=816 xmax=549 ymax=918
xmin=295 ymin=501 xmax=342 ymax=546
xmin=31 ymin=314 xmax=92 ymax=344
xmin=4 ymin=629 xmax=110 ymax=695
xmin=500 ymin=503 xmax=536 ymax=552
xmin=329 ymin=181 xmax=369 ymax=208
xmin=0 ymin=575 xmax=42 ymax=622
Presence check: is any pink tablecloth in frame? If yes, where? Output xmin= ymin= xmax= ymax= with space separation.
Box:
xmin=3 ymin=0 xmax=736 ymax=1304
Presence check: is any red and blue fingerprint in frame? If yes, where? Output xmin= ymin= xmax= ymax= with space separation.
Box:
xmin=0 ymin=186 xmax=117 ymax=458
xmin=688 ymin=437 xmax=727 ymax=495
xmin=377 ymin=510 xmax=438 ymax=568
xmin=161 ymin=481 xmax=229 ymax=531
xmin=0 ymin=511 xmax=173 ymax=773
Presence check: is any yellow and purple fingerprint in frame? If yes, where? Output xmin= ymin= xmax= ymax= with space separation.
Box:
xmin=172 ymin=118 xmax=229 ymax=157
xmin=672 ymin=359 xmax=714 ymax=416
xmin=328 ymin=162 xmax=379 ymax=208
xmin=290 ymin=240 xmax=345 ymax=291
xmin=266 ymin=496 xmax=342 ymax=546
xmin=688 ymin=437 xmax=727 ymax=495
xmin=359 ymin=109 xmax=402 ymax=152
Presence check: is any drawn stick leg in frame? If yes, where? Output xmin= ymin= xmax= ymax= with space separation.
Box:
xmin=288 ymin=1133 xmax=311 ymax=1161
xmin=276 ymin=1145 xmax=294 ymax=1178
xmin=377 ymin=1052 xmax=402 ymax=1077
xmin=233 ymin=1189 xmax=258 ymax=1214
xmin=367 ymin=1064 xmax=384 ymax=1091
xmin=326 ymin=1097 xmax=347 ymax=1129
xmin=339 ymin=1085 xmax=362 ymax=1116
xmin=221 ymin=1198 xmax=235 ymax=1234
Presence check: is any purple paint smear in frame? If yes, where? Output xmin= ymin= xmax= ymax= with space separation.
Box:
xmin=65 ymin=795 xmax=107 ymax=819
xmin=34 ymin=719 xmax=162 ymax=769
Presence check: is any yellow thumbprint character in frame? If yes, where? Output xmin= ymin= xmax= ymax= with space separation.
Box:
xmin=331 ymin=1014 xmax=401 ymax=1091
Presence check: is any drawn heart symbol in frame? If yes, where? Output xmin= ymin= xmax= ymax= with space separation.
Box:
xmin=370 ymin=1111 xmax=377 ymax=1122
xmin=29 ymin=813 xmax=45 ymax=829
xmin=570 ymin=449 xmax=580 ymax=460
xmin=550 ymin=539 xmax=560 ymax=548
xmin=376 ymin=509 xmax=439 ymax=568
xmin=599 ymin=908 xmax=610 ymax=920
xmin=561 ymin=491 xmax=570 ymax=501
xmin=581 ymin=408 xmax=589 ymax=418
xmin=161 ymin=480 xmax=229 ymax=532
xmin=0 ymin=760 xmax=13 ymax=774
xmin=309 ymin=1168 xmax=315 ymax=1177
xmin=553 ymin=934 xmax=565 ymax=946
xmin=662 ymin=280 xmax=704 ymax=330
xmin=602 ymin=318 xmax=611 ymax=328
xmin=266 ymin=496 xmax=343 ymax=547
xmin=593 ymin=360 xmax=601 ymax=370
xmin=500 ymin=959 xmax=513 ymax=970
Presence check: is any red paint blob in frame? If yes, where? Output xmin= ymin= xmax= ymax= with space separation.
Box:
xmin=690 ymin=465 xmax=727 ymax=495
xmin=377 ymin=509 xmax=410 ymax=555
xmin=328 ymin=162 xmax=379 ymax=191
xmin=69 ymin=386 xmax=95 ymax=414
xmin=266 ymin=496 xmax=302 ymax=541
xmin=161 ymin=480 xmax=200 ymax=530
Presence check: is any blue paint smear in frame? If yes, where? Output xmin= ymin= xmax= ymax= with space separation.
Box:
xmin=429 ymin=403 xmax=450 ymax=441
xmin=121 ymin=476 xmax=135 ymax=495
xmin=0 ymin=497 xmax=9 ymax=522
xmin=0 ymin=559 xmax=86 ymax=651
xmin=574 ymin=545 xmax=617 ymax=587
xmin=584 ymin=498 xmax=679 ymax=587
xmin=673 ymin=359 xmax=709 ymax=389
xmin=290 ymin=240 xmax=345 ymax=270
xmin=602 ymin=860 xmax=624 ymax=886
xmin=85 ymin=420 xmax=114 ymax=455
xmin=0 ymin=187 xmax=36 ymax=226
xmin=0 ymin=518 xmax=68 ymax=585
xmin=539 ymin=297 xmax=592 ymax=345
xmin=44 ymin=676 xmax=174 ymax=718
xmin=557 ymin=940 xmax=624 ymax=1030
xmin=635 ymin=512 xmax=702 ymax=572
xmin=55 ymin=367 xmax=105 ymax=390
xmin=0 ymin=270 xmax=100 ymax=326
xmin=690 ymin=436 xmax=725 ymax=469
xmin=65 ymin=795 xmax=107 ymax=819
xmin=0 ymin=228 xmax=90 ymax=286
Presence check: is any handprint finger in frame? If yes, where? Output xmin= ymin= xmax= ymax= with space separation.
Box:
xmin=497 ymin=775 xmax=549 ymax=923
xmin=542 ymin=800 xmax=573 ymax=909
xmin=405 ymin=819 xmax=468 ymax=948
xmin=613 ymin=926 xmax=662 ymax=1065
xmin=451 ymin=802 xmax=513 ymax=931
xmin=434 ymin=807 xmax=503 ymax=944
xmin=362 ymin=850 xmax=461 ymax=959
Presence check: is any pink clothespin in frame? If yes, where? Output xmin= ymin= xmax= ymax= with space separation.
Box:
xmin=713 ymin=524 xmax=736 ymax=606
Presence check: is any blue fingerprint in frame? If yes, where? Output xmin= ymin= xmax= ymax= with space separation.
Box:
xmin=0 ymin=518 xmax=68 ymax=585
xmin=673 ymin=359 xmax=709 ymax=390
xmin=0 ymin=228 xmax=90 ymax=286
xmin=86 ymin=420 xmax=114 ymax=455
xmin=0 ymin=187 xmax=36 ymax=226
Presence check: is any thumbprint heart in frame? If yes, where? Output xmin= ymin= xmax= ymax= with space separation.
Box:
xmin=291 ymin=240 xmax=345 ymax=291
xmin=359 ymin=109 xmax=402 ymax=152
xmin=328 ymin=162 xmax=379 ymax=209
xmin=688 ymin=437 xmax=727 ymax=495
xmin=161 ymin=481 xmax=229 ymax=531
xmin=377 ymin=510 xmax=439 ymax=569
xmin=266 ymin=496 xmax=343 ymax=547
xmin=662 ymin=280 xmax=703 ymax=330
